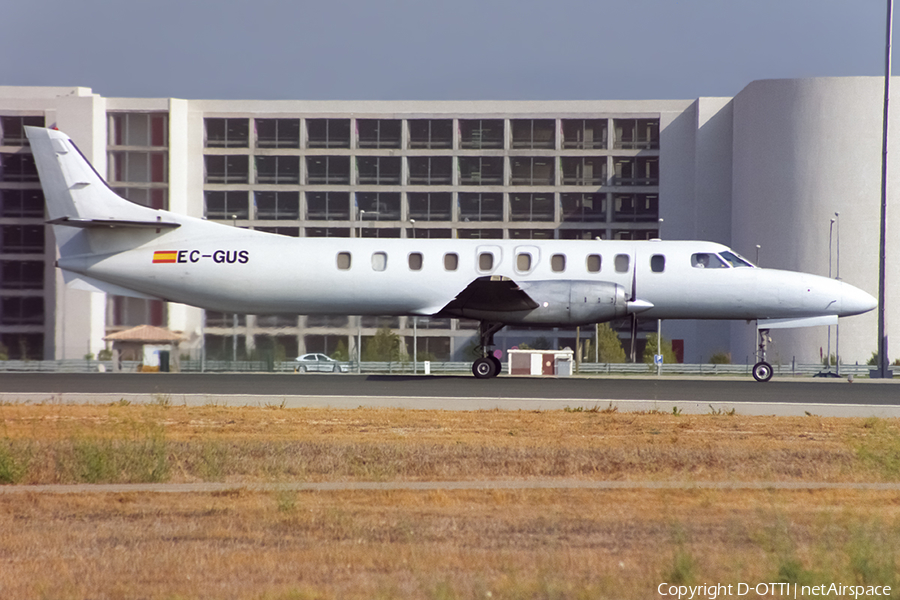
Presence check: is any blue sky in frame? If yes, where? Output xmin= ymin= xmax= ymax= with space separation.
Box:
xmin=3 ymin=0 xmax=894 ymax=100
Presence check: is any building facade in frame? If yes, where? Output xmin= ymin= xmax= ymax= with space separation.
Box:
xmin=0 ymin=79 xmax=893 ymax=366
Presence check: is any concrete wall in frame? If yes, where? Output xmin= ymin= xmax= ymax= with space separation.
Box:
xmin=731 ymin=77 xmax=898 ymax=365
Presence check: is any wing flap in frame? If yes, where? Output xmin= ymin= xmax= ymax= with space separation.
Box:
xmin=440 ymin=276 xmax=539 ymax=315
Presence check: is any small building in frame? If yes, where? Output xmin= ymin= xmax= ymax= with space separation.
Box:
xmin=104 ymin=325 xmax=184 ymax=371
xmin=508 ymin=348 xmax=575 ymax=376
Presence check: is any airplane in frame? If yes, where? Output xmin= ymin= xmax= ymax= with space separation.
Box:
xmin=26 ymin=126 xmax=878 ymax=381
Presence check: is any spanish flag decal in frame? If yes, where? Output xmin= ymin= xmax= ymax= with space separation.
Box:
xmin=152 ymin=251 xmax=178 ymax=264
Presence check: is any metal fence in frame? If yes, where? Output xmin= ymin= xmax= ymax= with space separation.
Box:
xmin=0 ymin=359 xmax=874 ymax=377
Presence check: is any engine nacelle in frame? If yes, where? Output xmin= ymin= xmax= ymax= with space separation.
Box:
xmin=515 ymin=280 xmax=629 ymax=325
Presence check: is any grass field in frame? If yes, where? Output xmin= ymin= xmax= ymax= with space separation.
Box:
xmin=1 ymin=401 xmax=899 ymax=599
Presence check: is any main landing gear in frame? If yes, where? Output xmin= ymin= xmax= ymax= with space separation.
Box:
xmin=752 ymin=328 xmax=774 ymax=382
xmin=473 ymin=321 xmax=504 ymax=378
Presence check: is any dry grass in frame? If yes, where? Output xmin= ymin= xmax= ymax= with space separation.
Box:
xmin=1 ymin=402 xmax=900 ymax=598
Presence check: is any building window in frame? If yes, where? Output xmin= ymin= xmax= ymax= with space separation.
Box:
xmin=307 ymin=315 xmax=349 ymax=327
xmin=0 ymin=225 xmax=44 ymax=254
xmin=614 ymin=229 xmax=659 ymax=240
xmin=561 ymin=157 xmax=606 ymax=186
xmin=357 ymin=156 xmax=401 ymax=185
xmin=459 ymin=119 xmax=504 ymax=149
xmin=559 ymin=228 xmax=606 ymax=241
xmin=0 ymin=297 xmax=43 ymax=325
xmin=205 ymin=191 xmax=248 ymax=219
xmin=561 ymin=193 xmax=606 ymax=222
xmin=459 ymin=193 xmax=502 ymax=221
xmin=1 ymin=260 xmax=43 ymax=290
xmin=0 ymin=190 xmax=44 ymax=218
xmin=510 ymin=193 xmax=554 ymax=221
xmin=562 ymin=119 xmax=607 ymax=149
xmin=205 ymin=311 xmax=246 ymax=327
xmin=414 ymin=336 xmax=451 ymax=361
xmin=359 ymin=228 xmax=401 ymax=239
xmin=109 ymin=152 xmax=167 ymax=183
xmin=511 ymin=119 xmax=555 ymax=149
xmin=205 ymin=118 xmax=249 ymax=148
xmin=255 ymin=118 xmax=300 ymax=148
xmin=459 ymin=157 xmax=503 ymax=186
xmin=0 ymin=116 xmax=44 ymax=146
xmin=357 ymin=119 xmax=401 ymax=149
xmin=612 ymin=157 xmax=659 ymax=186
xmin=337 ymin=252 xmax=352 ymax=270
xmin=306 ymin=119 xmax=351 ymax=149
xmin=110 ymin=296 xmax=165 ymax=327
xmin=613 ymin=194 xmax=659 ymax=222
xmin=205 ymin=155 xmax=248 ymax=184
xmin=255 ymin=191 xmax=299 ymax=220
xmin=109 ymin=113 xmax=167 ymax=147
xmin=408 ymin=119 xmax=453 ymax=149
xmin=306 ymin=156 xmax=350 ymax=185
xmin=457 ymin=229 xmax=502 ymax=239
xmin=306 ymin=227 xmax=351 ymax=238
xmin=255 ymin=156 xmax=300 ymax=184
xmin=407 ymin=228 xmax=451 ymax=239
xmin=408 ymin=156 xmax=452 ymax=185
xmin=408 ymin=192 xmax=451 ymax=221
xmin=0 ymin=153 xmax=38 ymax=182
xmin=307 ymin=191 xmax=350 ymax=220
xmin=613 ymin=118 xmax=659 ymax=149
xmin=511 ymin=157 xmax=554 ymax=186
xmin=357 ymin=192 xmax=400 ymax=221
xmin=509 ymin=229 xmax=553 ymax=240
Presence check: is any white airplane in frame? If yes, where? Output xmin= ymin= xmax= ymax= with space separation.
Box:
xmin=26 ymin=126 xmax=877 ymax=381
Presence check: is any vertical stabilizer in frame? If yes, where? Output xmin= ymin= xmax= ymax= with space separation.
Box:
xmin=25 ymin=126 xmax=173 ymax=226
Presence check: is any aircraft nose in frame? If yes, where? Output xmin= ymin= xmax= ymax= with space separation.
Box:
xmin=840 ymin=282 xmax=878 ymax=317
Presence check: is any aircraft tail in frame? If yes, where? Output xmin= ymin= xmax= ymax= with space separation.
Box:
xmin=25 ymin=126 xmax=180 ymax=229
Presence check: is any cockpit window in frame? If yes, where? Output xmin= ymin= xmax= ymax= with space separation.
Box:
xmin=691 ymin=253 xmax=727 ymax=269
xmin=719 ymin=251 xmax=754 ymax=268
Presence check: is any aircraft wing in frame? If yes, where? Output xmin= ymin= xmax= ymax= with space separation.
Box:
xmin=439 ymin=276 xmax=539 ymax=315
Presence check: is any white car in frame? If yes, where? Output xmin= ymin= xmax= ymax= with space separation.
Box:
xmin=294 ymin=353 xmax=350 ymax=373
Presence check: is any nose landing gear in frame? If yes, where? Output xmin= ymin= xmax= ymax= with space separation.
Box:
xmin=473 ymin=321 xmax=504 ymax=378
xmin=752 ymin=327 xmax=774 ymax=382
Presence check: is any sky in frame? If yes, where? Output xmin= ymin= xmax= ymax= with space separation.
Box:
xmin=2 ymin=0 xmax=896 ymax=101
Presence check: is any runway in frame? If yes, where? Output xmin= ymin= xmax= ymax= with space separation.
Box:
xmin=1 ymin=372 xmax=898 ymax=416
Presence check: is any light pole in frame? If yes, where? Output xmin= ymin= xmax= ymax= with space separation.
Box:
xmin=835 ymin=212 xmax=841 ymax=376
xmin=827 ymin=218 xmax=835 ymax=372
xmin=755 ymin=245 xmax=761 ymax=266
xmin=873 ymin=0 xmax=894 ymax=378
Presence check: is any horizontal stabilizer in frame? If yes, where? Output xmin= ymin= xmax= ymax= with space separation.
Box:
xmin=48 ymin=216 xmax=181 ymax=229
xmin=758 ymin=315 xmax=838 ymax=330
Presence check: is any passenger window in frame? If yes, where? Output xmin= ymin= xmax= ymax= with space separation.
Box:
xmin=516 ymin=253 xmax=532 ymax=272
xmin=372 ymin=252 xmax=387 ymax=271
xmin=337 ymin=252 xmax=351 ymax=270
xmin=586 ymin=254 xmax=601 ymax=273
xmin=650 ymin=254 xmax=665 ymax=273
xmin=615 ymin=254 xmax=630 ymax=273
xmin=479 ymin=252 xmax=494 ymax=271
xmin=444 ymin=252 xmax=458 ymax=271
xmin=408 ymin=252 xmax=423 ymax=271
xmin=551 ymin=254 xmax=566 ymax=272
xmin=691 ymin=253 xmax=727 ymax=269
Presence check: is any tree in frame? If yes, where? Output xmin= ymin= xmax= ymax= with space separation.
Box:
xmin=331 ymin=339 xmax=349 ymax=361
xmin=363 ymin=327 xmax=401 ymax=362
xmin=596 ymin=323 xmax=626 ymax=363
xmin=642 ymin=333 xmax=677 ymax=365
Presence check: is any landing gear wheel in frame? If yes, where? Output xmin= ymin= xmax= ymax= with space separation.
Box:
xmin=489 ymin=355 xmax=502 ymax=375
xmin=752 ymin=361 xmax=773 ymax=383
xmin=473 ymin=357 xmax=498 ymax=379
